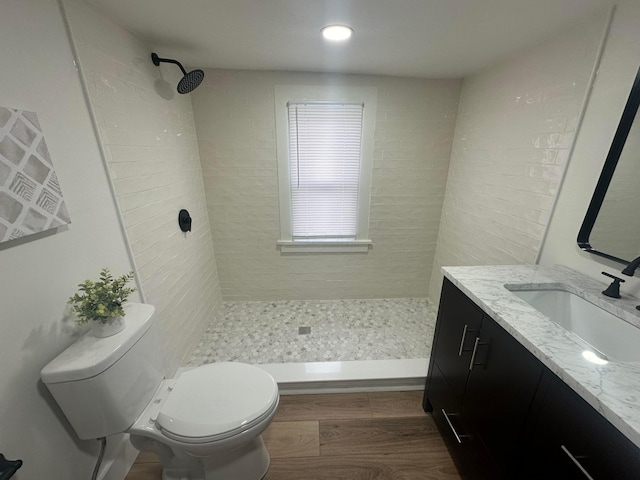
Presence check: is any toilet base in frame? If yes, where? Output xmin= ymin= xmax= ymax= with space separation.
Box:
xmin=132 ymin=434 xmax=270 ymax=480
xmin=202 ymin=436 xmax=270 ymax=480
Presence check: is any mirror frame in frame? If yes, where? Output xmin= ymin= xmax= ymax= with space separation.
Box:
xmin=577 ymin=65 xmax=640 ymax=264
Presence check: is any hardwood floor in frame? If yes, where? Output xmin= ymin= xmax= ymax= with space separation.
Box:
xmin=124 ymin=391 xmax=461 ymax=480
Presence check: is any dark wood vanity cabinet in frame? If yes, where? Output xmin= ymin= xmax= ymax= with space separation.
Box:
xmin=424 ymin=278 xmax=640 ymax=479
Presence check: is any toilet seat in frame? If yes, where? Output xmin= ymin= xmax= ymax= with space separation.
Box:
xmin=156 ymin=363 xmax=279 ymax=444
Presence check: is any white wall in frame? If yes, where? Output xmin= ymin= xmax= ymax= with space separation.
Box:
xmin=539 ymin=0 xmax=640 ymax=296
xmin=428 ymin=10 xmax=610 ymax=301
xmin=62 ymin=0 xmax=223 ymax=374
xmin=0 ymin=0 xmax=139 ymax=477
xmin=192 ymin=70 xmax=461 ymax=300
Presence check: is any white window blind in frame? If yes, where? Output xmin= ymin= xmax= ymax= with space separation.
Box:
xmin=287 ymin=102 xmax=364 ymax=240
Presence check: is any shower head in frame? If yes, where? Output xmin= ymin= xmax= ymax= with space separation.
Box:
xmin=177 ymin=69 xmax=204 ymax=94
xmin=151 ymin=52 xmax=204 ymax=94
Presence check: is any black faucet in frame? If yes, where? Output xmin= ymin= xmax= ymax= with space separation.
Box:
xmin=622 ymin=256 xmax=640 ymax=276
xmin=620 ymin=258 xmax=640 ymax=311
xmin=602 ymin=272 xmax=625 ymax=298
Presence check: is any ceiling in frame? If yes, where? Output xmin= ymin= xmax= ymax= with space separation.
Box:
xmin=86 ymin=0 xmax=612 ymax=78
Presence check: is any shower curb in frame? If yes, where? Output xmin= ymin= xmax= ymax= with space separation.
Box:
xmin=257 ymin=358 xmax=428 ymax=395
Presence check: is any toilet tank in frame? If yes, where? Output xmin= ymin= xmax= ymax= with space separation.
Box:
xmin=41 ymin=303 xmax=164 ymax=440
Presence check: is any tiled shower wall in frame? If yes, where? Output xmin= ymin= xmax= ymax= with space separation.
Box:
xmin=192 ymin=71 xmax=461 ymax=300
xmin=63 ymin=0 xmax=222 ymax=374
xmin=428 ymin=11 xmax=610 ymax=301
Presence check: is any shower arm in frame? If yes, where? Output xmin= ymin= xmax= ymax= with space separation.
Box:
xmin=151 ymin=53 xmax=188 ymax=76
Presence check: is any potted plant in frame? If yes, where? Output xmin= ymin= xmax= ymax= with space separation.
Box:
xmin=68 ymin=268 xmax=137 ymax=337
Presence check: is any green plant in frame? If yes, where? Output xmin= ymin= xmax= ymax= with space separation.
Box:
xmin=68 ymin=268 xmax=136 ymax=325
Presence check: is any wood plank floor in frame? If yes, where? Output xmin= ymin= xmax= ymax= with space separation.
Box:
xmin=125 ymin=391 xmax=461 ymax=480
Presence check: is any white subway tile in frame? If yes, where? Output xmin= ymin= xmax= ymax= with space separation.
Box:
xmin=429 ymin=12 xmax=604 ymax=302
xmin=66 ymin=0 xmax=222 ymax=375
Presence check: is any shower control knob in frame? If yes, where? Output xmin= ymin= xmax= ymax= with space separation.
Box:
xmin=178 ymin=209 xmax=192 ymax=232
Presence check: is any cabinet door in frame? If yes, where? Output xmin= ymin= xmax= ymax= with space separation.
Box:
xmin=522 ymin=373 xmax=640 ymax=480
xmin=424 ymin=280 xmax=496 ymax=479
xmin=431 ymin=278 xmax=484 ymax=403
xmin=463 ymin=315 xmax=543 ymax=477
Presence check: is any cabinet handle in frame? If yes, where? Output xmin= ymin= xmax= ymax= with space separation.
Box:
xmin=561 ymin=445 xmax=594 ymax=480
xmin=442 ymin=409 xmax=468 ymax=444
xmin=458 ymin=325 xmax=469 ymax=356
xmin=469 ymin=337 xmax=480 ymax=371
xmin=468 ymin=336 xmax=489 ymax=370
xmin=458 ymin=324 xmax=479 ymax=356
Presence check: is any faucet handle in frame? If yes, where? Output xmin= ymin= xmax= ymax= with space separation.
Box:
xmin=602 ymin=271 xmax=625 ymax=298
xmin=602 ymin=271 xmax=625 ymax=281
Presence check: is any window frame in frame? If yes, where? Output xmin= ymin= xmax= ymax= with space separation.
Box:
xmin=274 ymin=85 xmax=377 ymax=253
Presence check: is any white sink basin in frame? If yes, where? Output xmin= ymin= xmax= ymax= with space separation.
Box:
xmin=507 ymin=287 xmax=640 ymax=363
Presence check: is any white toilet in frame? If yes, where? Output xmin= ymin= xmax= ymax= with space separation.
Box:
xmin=40 ymin=303 xmax=279 ymax=480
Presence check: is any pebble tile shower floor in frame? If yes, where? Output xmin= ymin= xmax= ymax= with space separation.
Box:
xmin=188 ymin=298 xmax=437 ymax=366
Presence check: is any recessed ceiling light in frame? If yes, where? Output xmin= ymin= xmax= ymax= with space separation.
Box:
xmin=322 ymin=25 xmax=353 ymax=41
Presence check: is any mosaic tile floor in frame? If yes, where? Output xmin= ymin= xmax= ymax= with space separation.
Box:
xmin=187 ymin=298 xmax=437 ymax=366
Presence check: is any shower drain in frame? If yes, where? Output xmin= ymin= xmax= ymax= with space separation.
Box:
xmin=298 ymin=326 xmax=311 ymax=335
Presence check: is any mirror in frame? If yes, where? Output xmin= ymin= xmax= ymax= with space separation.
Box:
xmin=578 ymin=65 xmax=640 ymax=264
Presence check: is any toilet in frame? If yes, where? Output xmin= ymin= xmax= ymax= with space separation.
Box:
xmin=40 ymin=303 xmax=279 ymax=480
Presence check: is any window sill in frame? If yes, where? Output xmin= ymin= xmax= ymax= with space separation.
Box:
xmin=277 ymin=239 xmax=373 ymax=253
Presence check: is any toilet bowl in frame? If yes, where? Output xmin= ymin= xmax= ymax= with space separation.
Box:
xmin=40 ymin=303 xmax=279 ymax=480
xmin=129 ymin=362 xmax=279 ymax=480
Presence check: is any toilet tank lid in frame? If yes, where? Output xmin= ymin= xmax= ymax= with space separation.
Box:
xmin=40 ymin=303 xmax=155 ymax=384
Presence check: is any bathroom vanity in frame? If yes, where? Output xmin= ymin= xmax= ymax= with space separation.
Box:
xmin=423 ymin=265 xmax=640 ymax=479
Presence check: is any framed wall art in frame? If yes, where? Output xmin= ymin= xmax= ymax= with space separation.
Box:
xmin=0 ymin=106 xmax=70 ymax=243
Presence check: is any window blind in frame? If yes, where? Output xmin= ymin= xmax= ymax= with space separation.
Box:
xmin=287 ymin=102 xmax=364 ymax=239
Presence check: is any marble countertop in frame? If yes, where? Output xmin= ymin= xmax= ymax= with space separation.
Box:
xmin=442 ymin=264 xmax=640 ymax=449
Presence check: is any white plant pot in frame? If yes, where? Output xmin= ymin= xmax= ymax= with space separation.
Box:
xmin=92 ymin=316 xmax=125 ymax=337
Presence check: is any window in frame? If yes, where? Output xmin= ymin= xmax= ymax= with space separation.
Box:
xmin=275 ymin=86 xmax=377 ymax=253
xmin=288 ymin=102 xmax=362 ymax=239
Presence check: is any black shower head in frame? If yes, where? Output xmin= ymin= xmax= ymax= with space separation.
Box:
xmin=151 ymin=52 xmax=204 ymax=94
xmin=177 ymin=69 xmax=204 ymax=94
